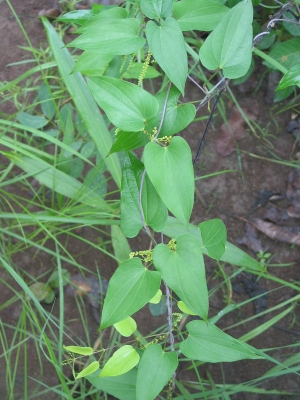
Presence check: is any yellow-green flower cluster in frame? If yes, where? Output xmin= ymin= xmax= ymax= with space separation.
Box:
xmin=129 ymin=250 xmax=153 ymax=263
xmin=138 ymin=50 xmax=152 ymax=87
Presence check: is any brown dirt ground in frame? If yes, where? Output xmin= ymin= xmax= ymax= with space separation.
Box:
xmin=1 ymin=1 xmax=300 ymax=399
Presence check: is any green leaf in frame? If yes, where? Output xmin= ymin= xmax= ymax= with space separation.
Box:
xmin=87 ymin=77 xmax=159 ymax=132
xmin=283 ymin=12 xmax=300 ymax=37
xmin=277 ymin=63 xmax=300 ymax=90
xmin=273 ymin=85 xmax=294 ymax=103
xmin=57 ymin=9 xmax=95 ymax=25
xmin=73 ymin=51 xmax=114 ymax=76
xmin=100 ymin=258 xmax=161 ymax=329
xmin=122 ymin=63 xmax=161 ymax=79
xmin=28 ymin=282 xmax=53 ymax=302
xmin=153 ymin=233 xmax=208 ymax=319
xmin=49 ymin=269 xmax=70 ymax=288
xmin=114 ymin=317 xmax=137 ymax=337
xmin=68 ymin=19 xmax=145 ymax=55
xmin=81 ymin=141 xmax=96 ymax=158
xmin=120 ymin=152 xmax=168 ymax=238
xmin=144 ymin=137 xmax=194 ymax=225
xmin=264 ymin=38 xmax=300 ymax=70
xmin=199 ymin=1 xmax=253 ymax=79
xmin=163 ymin=217 xmax=264 ymax=271
xmin=177 ymin=301 xmax=197 ymax=315
xmin=173 ymin=0 xmax=229 ymax=31
xmin=76 ymin=7 xmax=128 ymax=33
xmin=147 ymin=87 xmax=196 ymax=136
xmin=63 ymin=345 xmax=94 ymax=356
xmin=146 ymin=18 xmax=187 ymax=94
xmin=87 ymin=368 xmax=137 ymax=400
xmin=108 ymin=130 xmax=150 ymax=156
xmin=111 ymin=225 xmax=131 ymax=264
xmin=198 ymin=218 xmax=226 ymax=260
xmin=84 ymin=167 xmax=107 ymax=197
xmin=179 ymin=320 xmax=261 ymax=362
xmin=149 ymin=289 xmax=162 ymax=304
xmin=38 ymin=83 xmax=56 ymax=120
xmin=136 ymin=344 xmax=178 ymax=400
xmin=17 ymin=112 xmax=48 ymax=129
xmin=100 ymin=345 xmax=140 ymax=377
xmin=42 ymin=18 xmax=121 ymax=188
xmin=76 ymin=361 xmax=99 ymax=380
xmin=140 ymin=0 xmax=173 ymax=19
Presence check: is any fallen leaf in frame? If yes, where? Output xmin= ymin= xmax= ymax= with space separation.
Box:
xmin=252 ymin=218 xmax=300 ymax=246
xmin=287 ymin=204 xmax=300 ymax=218
xmin=236 ymin=223 xmax=263 ymax=253
xmin=263 ymin=207 xmax=288 ymax=223
xmin=38 ymin=8 xmax=61 ymax=18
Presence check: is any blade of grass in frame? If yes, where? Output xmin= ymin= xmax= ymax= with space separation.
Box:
xmin=42 ymin=18 xmax=121 ymax=188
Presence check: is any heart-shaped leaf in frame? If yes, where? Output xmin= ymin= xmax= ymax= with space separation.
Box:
xmin=199 ymin=1 xmax=253 ymax=79
xmin=163 ymin=216 xmax=264 ymax=271
xmin=265 ymin=38 xmax=300 ymax=70
xmin=100 ymin=258 xmax=161 ymax=329
xmin=140 ymin=0 xmax=173 ymax=19
xmin=173 ymin=0 xmax=229 ymax=31
xmin=143 ymin=137 xmax=194 ymax=225
xmin=146 ymin=18 xmax=187 ymax=94
xmin=108 ymin=130 xmax=150 ymax=156
xmin=73 ymin=51 xmax=114 ymax=76
xmin=87 ymin=368 xmax=137 ymax=400
xmin=198 ymin=218 xmax=227 ymax=260
xmin=180 ymin=320 xmax=261 ymax=362
xmin=136 ymin=344 xmax=178 ymax=400
xmin=87 ymin=77 xmax=159 ymax=132
xmin=120 ymin=152 xmax=168 ymax=238
xmin=153 ymin=233 xmax=208 ymax=319
xmin=68 ymin=18 xmax=145 ymax=55
xmin=147 ymin=87 xmax=196 ymax=136
xmin=76 ymin=7 xmax=128 ymax=33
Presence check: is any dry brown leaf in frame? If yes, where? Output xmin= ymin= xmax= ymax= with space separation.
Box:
xmin=252 ymin=218 xmax=300 ymax=246
xmin=38 ymin=8 xmax=61 ymax=18
xmin=236 ymin=223 xmax=263 ymax=253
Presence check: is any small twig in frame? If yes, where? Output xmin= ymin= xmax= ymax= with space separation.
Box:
xmin=187 ymin=75 xmax=207 ymax=94
xmin=252 ymin=0 xmax=294 ymax=46
xmin=193 ymin=89 xmax=224 ymax=165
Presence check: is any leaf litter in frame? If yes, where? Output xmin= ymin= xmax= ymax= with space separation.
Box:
xmin=237 ymin=166 xmax=300 ymax=250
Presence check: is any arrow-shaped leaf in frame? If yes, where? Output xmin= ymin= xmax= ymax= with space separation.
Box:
xmin=146 ymin=18 xmax=187 ymax=94
xmin=199 ymin=1 xmax=253 ymax=79
xmin=87 ymin=77 xmax=159 ymax=132
xmin=180 ymin=320 xmax=261 ymax=362
xmin=100 ymin=258 xmax=161 ymax=329
xmin=143 ymin=137 xmax=194 ymax=225
xmin=136 ymin=344 xmax=178 ymax=400
xmin=153 ymin=233 xmax=208 ymax=319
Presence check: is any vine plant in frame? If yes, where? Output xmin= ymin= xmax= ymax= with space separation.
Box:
xmin=54 ymin=0 xmax=299 ymax=399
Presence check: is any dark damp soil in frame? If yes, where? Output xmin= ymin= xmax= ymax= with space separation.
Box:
xmin=1 ymin=1 xmax=300 ymax=399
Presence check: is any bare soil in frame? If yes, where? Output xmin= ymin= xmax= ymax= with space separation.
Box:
xmin=0 ymin=1 xmax=300 ymax=399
